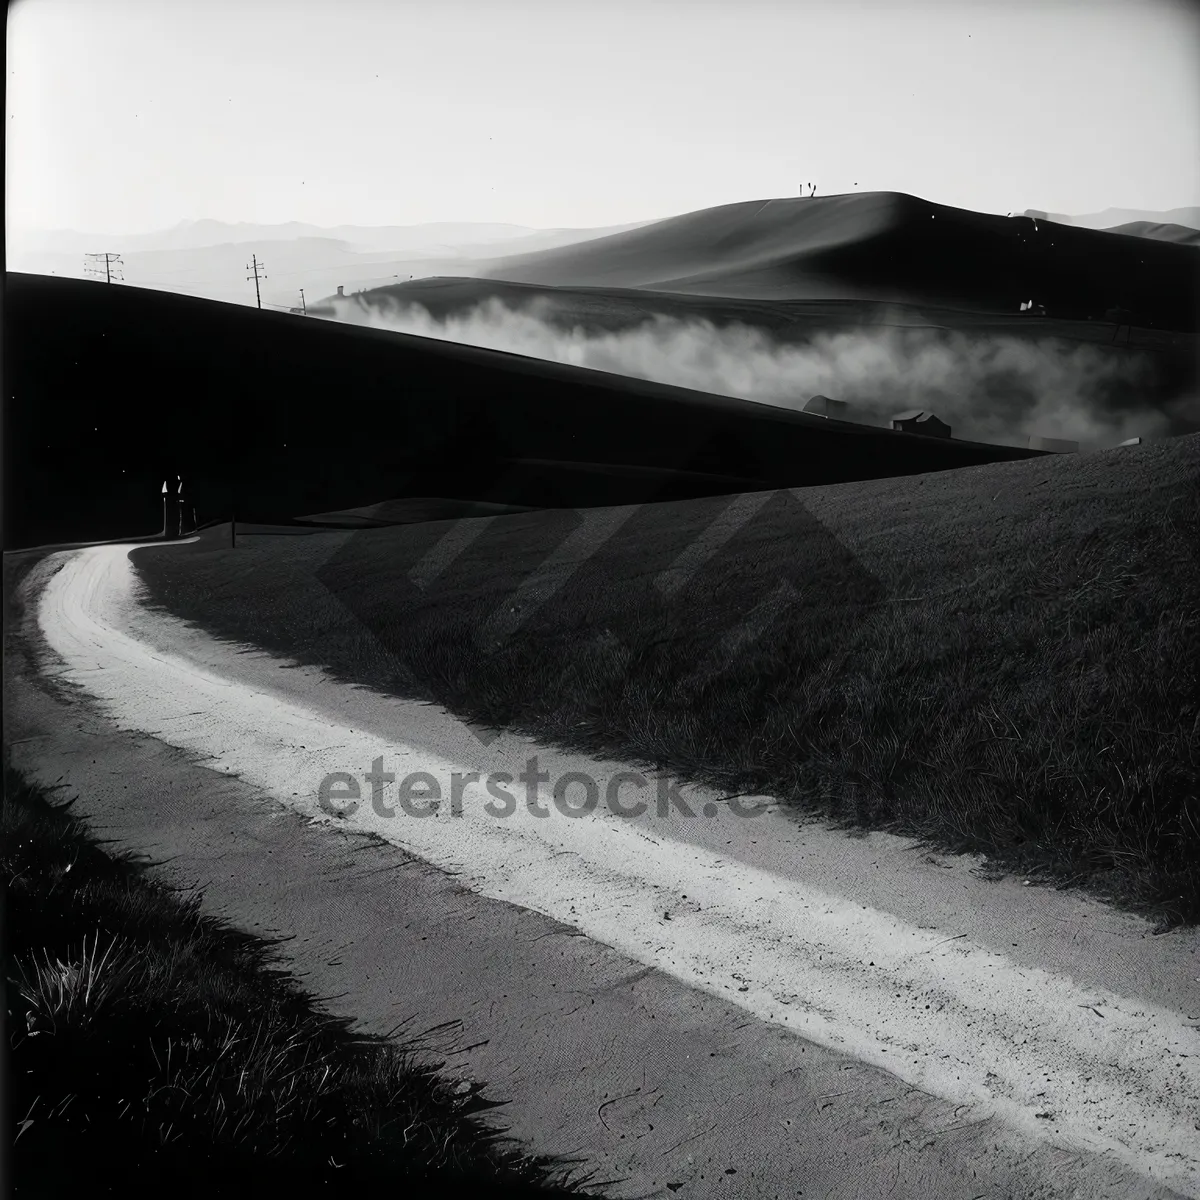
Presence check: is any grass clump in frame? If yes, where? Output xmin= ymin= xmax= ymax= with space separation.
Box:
xmin=3 ymin=765 xmax=594 ymax=1197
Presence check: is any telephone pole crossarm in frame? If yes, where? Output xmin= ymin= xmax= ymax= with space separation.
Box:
xmin=246 ymin=254 xmax=267 ymax=309
xmin=84 ymin=252 xmax=124 ymax=283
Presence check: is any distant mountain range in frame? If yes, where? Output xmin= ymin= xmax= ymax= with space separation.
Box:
xmin=10 ymin=199 xmax=1198 ymax=310
xmin=4 ymin=218 xmax=660 ymax=309
xmin=1021 ymin=206 xmax=1200 ymax=244
xmin=9 ymin=217 xmax=660 ymax=257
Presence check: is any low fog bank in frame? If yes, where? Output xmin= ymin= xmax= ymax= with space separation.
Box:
xmin=330 ymin=294 xmax=1195 ymax=449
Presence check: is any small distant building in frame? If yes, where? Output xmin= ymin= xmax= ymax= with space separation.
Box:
xmin=1117 ymin=436 xmax=1143 ymax=446
xmin=802 ymin=395 xmax=850 ymax=420
xmin=1027 ymin=435 xmax=1079 ymax=453
xmin=336 ymin=285 xmax=345 ymax=297
xmin=891 ymin=410 xmax=951 ymax=438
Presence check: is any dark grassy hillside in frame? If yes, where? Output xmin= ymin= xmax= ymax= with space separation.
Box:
xmin=299 ymin=495 xmax=539 ymax=527
xmin=475 ymin=192 xmax=1199 ymax=327
xmin=3 ymin=765 xmax=593 ymax=1197
xmin=133 ymin=435 xmax=1200 ymax=925
xmin=3 ymin=273 xmax=1045 ymax=549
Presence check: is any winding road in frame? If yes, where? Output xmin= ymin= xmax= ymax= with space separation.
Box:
xmin=9 ymin=541 xmax=1200 ymax=1199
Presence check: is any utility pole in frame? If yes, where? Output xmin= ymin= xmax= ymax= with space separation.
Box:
xmin=246 ymin=254 xmax=267 ymax=309
xmin=299 ymin=287 xmax=306 ymax=315
xmin=84 ymin=252 xmax=124 ymax=283
xmin=161 ymin=479 xmax=181 ymax=539
xmin=177 ymin=476 xmax=189 ymax=535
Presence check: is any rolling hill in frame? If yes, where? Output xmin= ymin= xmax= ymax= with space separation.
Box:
xmin=469 ymin=192 xmax=1199 ymax=328
xmin=128 ymin=432 xmax=1200 ymax=923
xmin=3 ymin=272 xmax=1048 ymax=549
xmin=321 ymin=274 xmax=1198 ymax=354
xmin=1102 ymin=221 xmax=1200 ymax=247
xmin=311 ymin=200 xmax=1199 ymax=459
xmin=1022 ymin=205 xmax=1200 ymax=234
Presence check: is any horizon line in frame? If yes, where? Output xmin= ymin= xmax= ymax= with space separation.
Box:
xmin=15 ymin=192 xmax=1200 ymax=243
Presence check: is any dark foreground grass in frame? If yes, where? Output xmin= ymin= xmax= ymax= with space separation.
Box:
xmin=3 ymin=766 xmax=595 ymax=1198
xmin=133 ymin=437 xmax=1200 ymax=925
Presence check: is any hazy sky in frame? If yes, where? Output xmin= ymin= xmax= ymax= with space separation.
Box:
xmin=7 ymin=0 xmax=1200 ymax=237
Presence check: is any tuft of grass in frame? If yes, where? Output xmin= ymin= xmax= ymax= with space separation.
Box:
xmin=3 ymin=765 xmax=597 ymax=1197
xmin=128 ymin=439 xmax=1200 ymax=927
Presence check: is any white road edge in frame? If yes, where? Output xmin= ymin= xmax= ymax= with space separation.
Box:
xmin=34 ymin=543 xmax=1200 ymax=1197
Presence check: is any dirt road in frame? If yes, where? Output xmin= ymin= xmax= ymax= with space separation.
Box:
xmin=7 ymin=542 xmax=1199 ymax=1198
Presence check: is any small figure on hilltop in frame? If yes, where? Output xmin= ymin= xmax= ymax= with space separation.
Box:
xmin=1105 ymin=305 xmax=1135 ymax=347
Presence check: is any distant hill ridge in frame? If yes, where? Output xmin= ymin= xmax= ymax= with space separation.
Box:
xmin=12 ymin=217 xmax=660 ymax=258
xmin=6 ymin=217 xmax=664 ymax=310
xmin=6 ymin=271 xmax=1048 ymax=548
xmin=466 ymin=191 xmax=1198 ymax=328
xmin=1103 ymin=221 xmax=1200 ymax=248
xmin=1021 ymin=206 xmax=1200 ymax=237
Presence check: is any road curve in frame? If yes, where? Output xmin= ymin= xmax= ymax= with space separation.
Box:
xmin=29 ymin=542 xmax=1200 ymax=1198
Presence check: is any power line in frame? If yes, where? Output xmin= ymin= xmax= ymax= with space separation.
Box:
xmin=264 ymin=257 xmax=418 ymax=279
xmin=119 ymin=263 xmax=228 ymax=280
xmin=84 ymin=252 xmax=124 ymax=283
xmin=246 ymin=253 xmax=267 ymax=309
xmin=259 ymin=293 xmax=309 ymax=316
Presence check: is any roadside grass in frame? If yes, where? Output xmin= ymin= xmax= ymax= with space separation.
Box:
xmin=3 ymin=765 xmax=595 ymax=1197
xmin=132 ymin=438 xmax=1200 ymax=925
